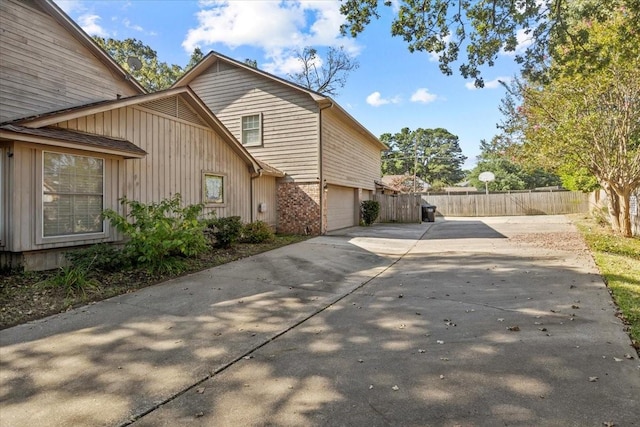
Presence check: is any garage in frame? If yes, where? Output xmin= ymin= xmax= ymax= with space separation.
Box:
xmin=327 ymin=185 xmax=357 ymax=231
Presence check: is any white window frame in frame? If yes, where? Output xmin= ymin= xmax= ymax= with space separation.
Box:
xmin=241 ymin=113 xmax=262 ymax=146
xmin=203 ymin=172 xmax=226 ymax=206
xmin=38 ymin=150 xmax=108 ymax=244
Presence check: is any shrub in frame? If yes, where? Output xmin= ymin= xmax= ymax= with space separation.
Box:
xmin=208 ymin=216 xmax=243 ymax=248
xmin=361 ymin=200 xmax=380 ymax=226
xmin=242 ymin=221 xmax=275 ymax=243
xmin=64 ymin=244 xmax=130 ymax=272
xmin=102 ymin=194 xmax=209 ymax=271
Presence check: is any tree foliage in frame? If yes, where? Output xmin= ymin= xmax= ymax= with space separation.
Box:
xmin=339 ymin=0 xmax=640 ymax=86
xmin=467 ymin=136 xmax=561 ymax=191
xmin=512 ymin=9 xmax=640 ymax=236
xmin=288 ymin=46 xmax=359 ymax=95
xmin=94 ymin=37 xmax=204 ymax=92
xmin=381 ymin=127 xmax=466 ymax=189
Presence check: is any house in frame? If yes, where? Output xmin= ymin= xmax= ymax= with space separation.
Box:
xmin=173 ymin=51 xmax=387 ymax=234
xmin=0 ymin=0 xmax=146 ymax=123
xmin=0 ymin=1 xmax=281 ymax=270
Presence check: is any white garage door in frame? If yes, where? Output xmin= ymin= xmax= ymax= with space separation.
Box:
xmin=327 ymin=185 xmax=357 ymax=231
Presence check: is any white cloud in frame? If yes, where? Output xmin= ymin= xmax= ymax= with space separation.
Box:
xmin=366 ymin=91 xmax=400 ymax=107
xmin=182 ymin=0 xmax=361 ymax=75
xmin=122 ymin=18 xmax=143 ymax=32
xmin=77 ymin=14 xmax=109 ymax=37
xmin=465 ymin=76 xmax=512 ymax=90
xmin=410 ymin=88 xmax=437 ymax=104
xmin=55 ymin=0 xmax=84 ymax=14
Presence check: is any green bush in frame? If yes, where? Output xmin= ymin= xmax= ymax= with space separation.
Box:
xmin=242 ymin=221 xmax=275 ymax=243
xmin=208 ymin=216 xmax=243 ymax=248
xmin=102 ymin=194 xmax=209 ymax=272
xmin=361 ymin=200 xmax=380 ymax=226
xmin=64 ymin=244 xmax=130 ymax=272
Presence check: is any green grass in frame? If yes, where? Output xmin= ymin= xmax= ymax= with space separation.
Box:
xmin=572 ymin=215 xmax=640 ymax=349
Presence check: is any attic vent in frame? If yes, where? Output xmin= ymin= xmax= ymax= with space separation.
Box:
xmin=177 ymin=97 xmax=207 ymax=126
xmin=139 ymin=96 xmax=207 ymax=126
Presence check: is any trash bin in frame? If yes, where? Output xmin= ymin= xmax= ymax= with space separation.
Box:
xmin=421 ymin=204 xmax=437 ymax=222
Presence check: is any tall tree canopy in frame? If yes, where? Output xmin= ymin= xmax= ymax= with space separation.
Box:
xmin=339 ymin=0 xmax=640 ymax=86
xmin=381 ymin=127 xmax=467 ymax=190
xmin=288 ymin=46 xmax=359 ymax=96
xmin=507 ymin=8 xmax=640 ymax=236
xmin=94 ymin=37 xmax=203 ymax=92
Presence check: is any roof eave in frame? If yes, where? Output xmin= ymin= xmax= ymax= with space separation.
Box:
xmin=0 ymin=129 xmax=146 ymax=159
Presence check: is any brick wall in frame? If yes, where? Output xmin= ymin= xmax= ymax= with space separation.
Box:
xmin=277 ymin=181 xmax=322 ymax=235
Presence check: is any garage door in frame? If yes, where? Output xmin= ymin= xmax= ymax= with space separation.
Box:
xmin=327 ymin=185 xmax=357 ymax=231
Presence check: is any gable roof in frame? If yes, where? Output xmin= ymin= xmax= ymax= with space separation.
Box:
xmin=6 ymin=87 xmax=272 ymax=174
xmin=35 ymin=0 xmax=146 ymax=94
xmin=173 ymin=50 xmax=387 ymax=151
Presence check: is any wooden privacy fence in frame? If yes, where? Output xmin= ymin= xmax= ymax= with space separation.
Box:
xmin=373 ymin=194 xmax=422 ymax=223
xmin=422 ymin=191 xmax=589 ymax=217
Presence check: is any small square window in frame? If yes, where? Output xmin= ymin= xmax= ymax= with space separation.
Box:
xmin=203 ymin=173 xmax=224 ymax=204
xmin=241 ymin=114 xmax=261 ymax=146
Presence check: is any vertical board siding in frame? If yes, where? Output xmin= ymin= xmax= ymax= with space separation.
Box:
xmin=0 ymin=0 xmax=139 ymax=122
xmin=252 ymin=176 xmax=278 ymax=228
xmin=421 ymin=191 xmax=589 ymax=217
xmin=190 ymin=66 xmax=320 ymax=181
xmin=373 ymin=194 xmax=422 ymax=223
xmin=322 ymin=109 xmax=381 ymax=190
xmin=57 ymin=104 xmax=253 ymax=221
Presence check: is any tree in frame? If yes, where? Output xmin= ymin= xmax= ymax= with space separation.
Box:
xmin=288 ymin=46 xmax=358 ymax=95
xmin=381 ymin=128 xmax=467 ymax=190
xmin=467 ymin=136 xmax=561 ymax=191
xmin=339 ymin=0 xmax=640 ymax=86
xmin=513 ymin=10 xmax=640 ymax=236
xmin=94 ymin=37 xmax=204 ymax=92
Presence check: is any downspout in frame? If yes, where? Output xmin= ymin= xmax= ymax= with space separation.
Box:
xmin=250 ymin=168 xmax=263 ymax=223
xmin=318 ymin=101 xmax=334 ymax=234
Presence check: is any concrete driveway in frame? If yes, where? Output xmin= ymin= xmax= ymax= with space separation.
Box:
xmin=1 ymin=216 xmax=638 ymax=426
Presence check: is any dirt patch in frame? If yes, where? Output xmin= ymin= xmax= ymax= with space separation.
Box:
xmin=0 ymin=237 xmax=308 ymax=330
xmin=508 ymin=231 xmax=592 ymax=254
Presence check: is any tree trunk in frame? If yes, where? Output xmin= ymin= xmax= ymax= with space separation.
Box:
xmin=616 ymin=190 xmax=632 ymax=238
xmin=603 ymin=183 xmax=621 ymax=233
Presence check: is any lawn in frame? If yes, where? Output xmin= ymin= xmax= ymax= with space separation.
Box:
xmin=572 ymin=215 xmax=640 ymax=350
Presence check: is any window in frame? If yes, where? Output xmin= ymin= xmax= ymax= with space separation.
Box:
xmin=203 ymin=173 xmax=224 ymax=204
xmin=43 ymin=152 xmax=104 ymax=237
xmin=241 ymin=114 xmax=261 ymax=146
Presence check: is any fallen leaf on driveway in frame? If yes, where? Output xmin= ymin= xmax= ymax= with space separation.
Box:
xmin=624 ymin=354 xmax=635 ymax=360
xmin=196 ymin=387 xmax=205 ymax=394
xmin=436 ymin=340 xmax=444 ymax=344
xmin=439 ymin=375 xmax=445 ymax=380
xmin=418 ymin=349 xmax=426 ymax=353
xmin=589 ymin=376 xmax=599 ymax=382
xmin=392 ymin=385 xmax=399 ymax=391
xmin=507 ymin=326 xmax=520 ymax=331
xmin=613 ymin=357 xmax=623 ymax=362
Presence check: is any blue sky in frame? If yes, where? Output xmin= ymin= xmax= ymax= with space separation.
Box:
xmin=55 ymin=0 xmax=528 ymax=169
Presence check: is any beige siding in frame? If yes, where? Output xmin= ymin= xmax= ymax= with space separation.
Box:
xmin=190 ymin=66 xmax=320 ymax=181
xmin=322 ymin=108 xmax=382 ymax=190
xmin=252 ymin=176 xmax=278 ymax=228
xmin=0 ymin=0 xmax=139 ymax=122
xmin=56 ymin=103 xmax=253 ymax=220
